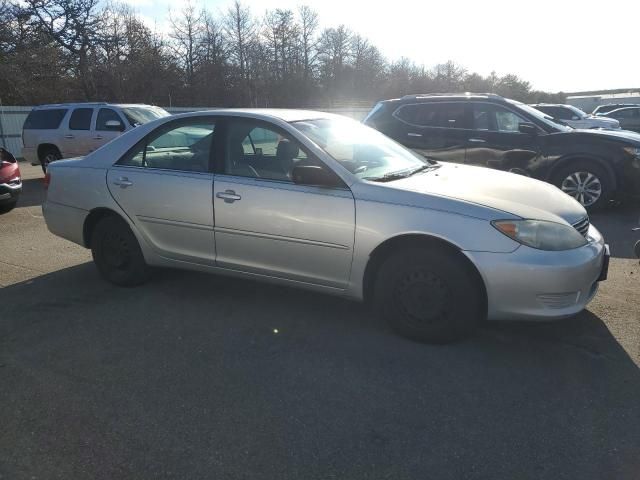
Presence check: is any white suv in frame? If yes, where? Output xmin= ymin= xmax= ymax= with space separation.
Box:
xmin=22 ymin=103 xmax=170 ymax=172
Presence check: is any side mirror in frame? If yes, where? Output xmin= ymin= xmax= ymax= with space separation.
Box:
xmin=292 ymin=164 xmax=339 ymax=187
xmin=105 ymin=120 xmax=125 ymax=132
xmin=518 ymin=122 xmax=538 ymax=135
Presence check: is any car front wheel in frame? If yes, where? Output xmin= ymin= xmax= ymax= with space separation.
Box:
xmin=552 ymin=162 xmax=612 ymax=211
xmin=90 ymin=215 xmax=149 ymax=286
xmin=373 ymin=247 xmax=484 ymax=343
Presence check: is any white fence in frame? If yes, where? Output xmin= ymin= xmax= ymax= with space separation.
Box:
xmin=0 ymin=105 xmax=372 ymax=159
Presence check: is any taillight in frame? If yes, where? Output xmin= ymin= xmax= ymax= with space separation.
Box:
xmin=44 ymin=172 xmax=51 ymax=189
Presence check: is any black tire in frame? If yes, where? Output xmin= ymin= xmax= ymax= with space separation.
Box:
xmin=90 ymin=215 xmax=149 ymax=286
xmin=551 ymin=161 xmax=613 ymax=211
xmin=634 ymin=240 xmax=640 ymax=260
xmin=0 ymin=200 xmax=17 ymax=214
xmin=373 ymin=247 xmax=484 ymax=344
xmin=39 ymin=146 xmax=61 ymax=174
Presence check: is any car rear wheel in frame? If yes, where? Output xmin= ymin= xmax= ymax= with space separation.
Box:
xmin=373 ymin=248 xmax=484 ymax=343
xmin=90 ymin=215 xmax=149 ymax=286
xmin=39 ymin=147 xmax=61 ymax=173
xmin=551 ymin=161 xmax=613 ymax=211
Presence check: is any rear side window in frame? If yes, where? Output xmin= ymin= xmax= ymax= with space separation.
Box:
xmin=23 ymin=109 xmax=68 ymax=130
xmin=394 ymin=103 xmax=467 ymax=129
xmin=69 ymin=108 xmax=94 ymax=130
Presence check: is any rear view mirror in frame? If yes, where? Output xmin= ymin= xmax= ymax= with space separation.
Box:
xmin=292 ymin=164 xmax=339 ymax=187
xmin=518 ymin=122 xmax=538 ymax=135
xmin=105 ymin=120 xmax=125 ymax=132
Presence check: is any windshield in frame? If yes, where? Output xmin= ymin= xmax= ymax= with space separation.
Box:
xmin=291 ymin=118 xmax=430 ymax=180
xmin=566 ymin=105 xmax=588 ymax=118
xmin=122 ymin=106 xmax=171 ymax=126
xmin=507 ymin=100 xmax=573 ymax=132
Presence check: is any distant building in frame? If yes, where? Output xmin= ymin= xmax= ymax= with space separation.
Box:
xmin=566 ymin=92 xmax=640 ymax=113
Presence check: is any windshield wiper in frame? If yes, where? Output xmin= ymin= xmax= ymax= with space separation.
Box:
xmin=365 ymin=164 xmax=438 ymax=182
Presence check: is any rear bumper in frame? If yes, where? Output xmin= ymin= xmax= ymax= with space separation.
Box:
xmin=465 ymin=224 xmax=607 ymax=321
xmin=42 ymin=200 xmax=88 ymax=246
xmin=0 ymin=180 xmax=22 ymax=204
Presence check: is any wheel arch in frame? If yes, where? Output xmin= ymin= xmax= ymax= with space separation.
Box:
xmin=545 ymin=154 xmax=617 ymax=190
xmin=83 ymin=207 xmax=124 ymax=248
xmin=37 ymin=143 xmax=61 ymax=160
xmin=362 ymin=233 xmax=488 ymax=315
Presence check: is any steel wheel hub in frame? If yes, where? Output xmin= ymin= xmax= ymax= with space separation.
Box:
xmin=561 ymin=171 xmax=602 ymax=207
xmin=395 ymin=270 xmax=450 ymax=324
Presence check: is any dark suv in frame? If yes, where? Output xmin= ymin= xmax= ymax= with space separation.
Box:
xmin=364 ymin=93 xmax=640 ymax=210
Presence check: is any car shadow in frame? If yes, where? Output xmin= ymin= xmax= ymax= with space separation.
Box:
xmin=1 ymin=265 xmax=639 ymax=479
xmin=591 ymin=200 xmax=640 ymax=259
xmin=13 ymin=177 xmax=46 ymax=209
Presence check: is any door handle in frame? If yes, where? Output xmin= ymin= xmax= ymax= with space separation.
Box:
xmin=468 ymin=138 xmax=487 ymax=143
xmin=407 ymin=133 xmax=423 ymax=137
xmin=216 ymin=190 xmax=241 ymax=203
xmin=113 ymin=177 xmax=133 ymax=188
xmin=64 ymin=134 xmax=74 ymax=139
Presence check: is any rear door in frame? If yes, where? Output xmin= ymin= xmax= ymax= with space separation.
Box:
xmin=107 ymin=117 xmax=217 ymax=264
xmin=93 ymin=107 xmax=127 ymax=150
xmin=389 ymin=102 xmax=469 ymax=163
xmin=60 ymin=107 xmax=96 ymax=157
xmin=465 ymin=102 xmax=540 ymax=172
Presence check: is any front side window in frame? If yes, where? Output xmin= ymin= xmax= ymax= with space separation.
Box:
xmin=96 ymin=108 xmax=124 ymax=131
xmin=118 ymin=120 xmax=215 ymax=172
xmin=68 ymin=108 xmax=94 ymax=130
xmin=225 ymin=120 xmax=310 ymax=182
xmin=494 ymin=106 xmax=528 ymax=132
xmin=472 ymin=104 xmax=528 ymax=132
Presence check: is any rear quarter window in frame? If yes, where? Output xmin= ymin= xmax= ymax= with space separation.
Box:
xmin=23 ymin=109 xmax=68 ymax=130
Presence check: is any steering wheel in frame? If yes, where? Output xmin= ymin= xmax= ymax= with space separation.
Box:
xmin=247 ymin=165 xmax=260 ymax=178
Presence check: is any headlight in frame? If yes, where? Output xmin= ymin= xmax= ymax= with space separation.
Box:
xmin=623 ymin=146 xmax=640 ymax=158
xmin=492 ymin=220 xmax=588 ymax=251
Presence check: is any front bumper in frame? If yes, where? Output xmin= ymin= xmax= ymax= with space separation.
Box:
xmin=0 ymin=179 xmax=22 ymax=204
xmin=465 ymin=224 xmax=607 ymax=321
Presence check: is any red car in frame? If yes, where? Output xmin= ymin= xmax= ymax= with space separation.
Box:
xmin=0 ymin=148 xmax=21 ymax=212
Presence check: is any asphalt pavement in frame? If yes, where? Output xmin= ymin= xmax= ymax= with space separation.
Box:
xmin=1 ymin=164 xmax=639 ymax=479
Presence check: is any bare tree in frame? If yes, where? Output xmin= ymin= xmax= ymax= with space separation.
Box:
xmin=169 ymin=2 xmax=205 ymax=103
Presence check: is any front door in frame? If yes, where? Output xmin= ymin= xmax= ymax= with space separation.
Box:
xmin=60 ymin=107 xmax=96 ymax=158
xmin=389 ymin=101 xmax=468 ymax=163
xmin=465 ymin=103 xmax=540 ymax=173
xmin=107 ymin=118 xmax=217 ymax=264
xmin=213 ymin=118 xmax=355 ymax=289
xmin=92 ymin=107 xmax=127 ymax=150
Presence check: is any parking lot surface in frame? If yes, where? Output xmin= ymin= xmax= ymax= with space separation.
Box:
xmin=1 ymin=164 xmax=639 ymax=479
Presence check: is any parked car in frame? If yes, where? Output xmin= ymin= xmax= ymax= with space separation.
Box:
xmin=22 ymin=103 xmax=170 ymax=173
xmin=364 ymin=93 xmax=640 ymax=210
xmin=600 ymin=107 xmax=640 ymax=133
xmin=530 ymin=104 xmax=620 ymax=130
xmin=42 ymin=110 xmax=609 ymax=343
xmin=0 ymin=148 xmax=21 ymax=212
xmin=593 ymin=103 xmax=640 ymax=116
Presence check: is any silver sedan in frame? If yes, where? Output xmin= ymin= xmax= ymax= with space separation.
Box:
xmin=42 ymin=110 xmax=609 ymax=343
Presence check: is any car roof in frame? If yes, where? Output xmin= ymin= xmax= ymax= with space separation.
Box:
xmin=32 ymin=103 xmax=157 ymax=109
xmin=382 ymin=93 xmax=505 ymax=103
xmin=168 ymin=108 xmax=342 ymax=123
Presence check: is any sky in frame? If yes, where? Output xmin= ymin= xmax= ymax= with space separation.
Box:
xmin=123 ymin=0 xmax=640 ymax=93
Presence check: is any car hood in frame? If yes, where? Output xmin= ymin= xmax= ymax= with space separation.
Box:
xmin=571 ymin=126 xmax=640 ymax=143
xmin=386 ymin=163 xmax=587 ymax=225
